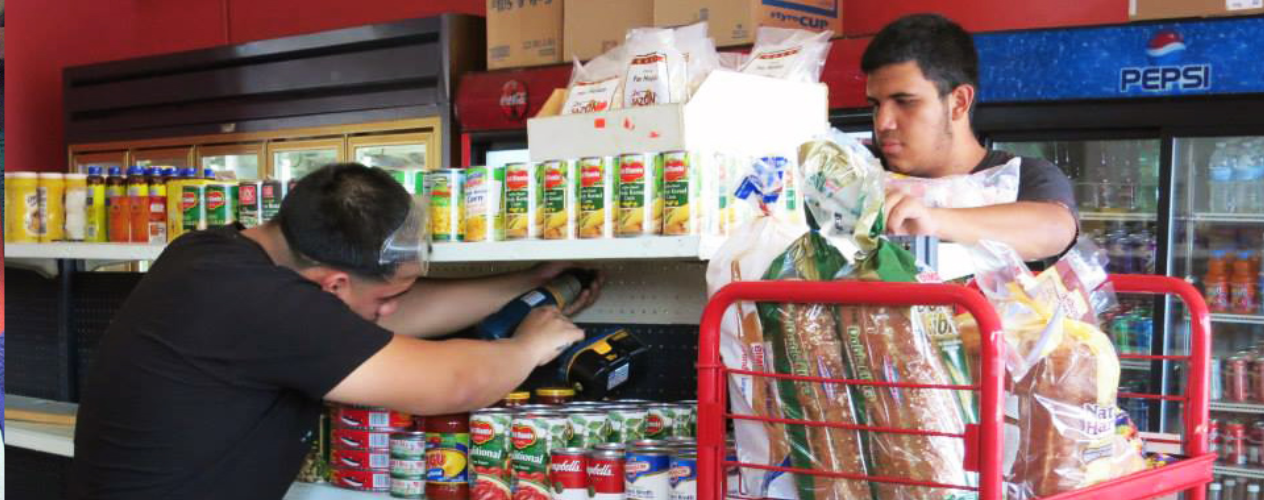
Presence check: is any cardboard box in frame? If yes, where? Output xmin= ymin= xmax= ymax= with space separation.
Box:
xmin=1130 ymin=0 xmax=1264 ymax=21
xmin=487 ymin=0 xmax=565 ymax=70
xmin=564 ymin=0 xmax=655 ymax=61
xmin=654 ymin=0 xmax=841 ymax=47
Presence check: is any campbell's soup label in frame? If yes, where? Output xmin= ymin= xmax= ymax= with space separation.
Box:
xmin=616 ymin=153 xmax=662 ymax=237
xmin=550 ymin=451 xmax=588 ymax=500
xmin=504 ymin=163 xmax=541 ymax=240
xmin=470 ymin=410 xmax=514 ymax=500
xmin=588 ymin=453 xmax=625 ymax=500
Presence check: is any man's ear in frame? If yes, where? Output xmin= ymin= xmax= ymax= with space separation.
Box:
xmin=950 ymin=84 xmax=976 ymax=123
xmin=299 ymin=266 xmax=353 ymax=298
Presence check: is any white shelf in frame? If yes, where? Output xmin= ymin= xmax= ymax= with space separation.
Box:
xmin=1080 ymin=211 xmax=1158 ymax=222
xmin=1212 ymin=313 xmax=1264 ymax=326
xmin=431 ymin=235 xmax=724 ymax=263
xmin=1183 ymin=213 xmax=1264 ymax=224
xmin=1121 ymin=359 xmax=1153 ymax=371
xmin=6 ymin=419 xmax=76 ymax=457
xmin=1215 ymin=465 xmax=1264 ymax=480
xmin=4 ymin=242 xmax=165 ymax=261
xmin=284 ymin=482 xmax=389 ymax=500
xmin=1211 ymin=401 xmax=1264 ymax=414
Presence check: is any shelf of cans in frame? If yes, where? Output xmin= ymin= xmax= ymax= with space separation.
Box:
xmin=3 ymin=167 xmax=285 ymax=250
xmin=308 ymin=390 xmax=705 ymax=500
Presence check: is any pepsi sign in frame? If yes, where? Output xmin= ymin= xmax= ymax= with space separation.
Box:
xmin=1119 ymin=30 xmax=1211 ymax=93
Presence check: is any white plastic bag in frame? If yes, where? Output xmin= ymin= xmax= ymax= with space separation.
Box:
xmin=561 ymin=46 xmax=627 ymax=115
xmin=622 ymin=29 xmax=687 ymax=107
xmin=741 ymin=27 xmax=833 ymax=83
xmin=884 ymin=158 xmax=1021 ymax=209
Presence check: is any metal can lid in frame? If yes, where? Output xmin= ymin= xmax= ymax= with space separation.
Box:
xmin=516 ymin=404 xmax=561 ymax=410
xmin=389 ymin=431 xmax=427 ymax=439
xmin=473 ymin=408 xmax=516 ymax=416
xmin=519 ymin=412 xmax=565 ymax=419
xmin=628 ymin=447 xmax=672 ymax=456
xmin=536 ymin=387 xmax=577 ymax=397
xmin=645 ymin=403 xmax=676 ymax=409
xmin=562 ymin=410 xmax=608 ymax=417
xmin=665 ymin=437 xmax=695 ymax=445
xmin=671 ymin=450 xmax=698 ymax=459
xmin=337 ymin=426 xmax=412 ymax=433
xmin=591 ymin=449 xmax=625 ymax=459
xmin=631 ymin=439 xmax=667 ymax=448
xmin=551 ymin=447 xmax=590 ymax=456
xmin=594 ymin=443 xmax=627 ymax=451
xmin=505 ymin=391 xmax=532 ymax=401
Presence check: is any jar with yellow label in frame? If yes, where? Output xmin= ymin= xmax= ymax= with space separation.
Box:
xmin=7 ymin=173 xmax=41 ymax=243
xmin=38 ymin=173 xmax=67 ymax=242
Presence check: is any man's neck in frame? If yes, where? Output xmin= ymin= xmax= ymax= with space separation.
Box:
xmin=242 ymin=223 xmax=299 ymax=269
xmin=937 ymin=130 xmax=990 ymax=178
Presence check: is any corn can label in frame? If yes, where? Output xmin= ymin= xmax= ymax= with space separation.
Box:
xmin=181 ymin=183 xmax=206 ymax=233
xmin=541 ymin=160 xmax=576 ymax=240
xmin=471 ymin=411 xmax=514 ymax=500
xmin=578 ymin=157 xmax=614 ymax=239
xmin=464 ymin=166 xmax=504 ymax=242
xmin=616 ymin=153 xmax=663 ymax=237
xmin=510 ymin=415 xmax=572 ymax=500
xmin=504 ymin=162 xmax=542 ymax=240
xmin=425 ymin=432 xmax=470 ymax=484
xmin=661 ymin=151 xmax=698 ymax=236
xmin=426 ymin=169 xmax=464 ymax=242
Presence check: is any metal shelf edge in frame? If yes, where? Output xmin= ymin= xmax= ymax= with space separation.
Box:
xmin=1214 ymin=465 xmax=1264 ymax=480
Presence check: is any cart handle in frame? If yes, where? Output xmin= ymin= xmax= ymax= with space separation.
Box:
xmin=697 ymin=280 xmax=1007 ymax=500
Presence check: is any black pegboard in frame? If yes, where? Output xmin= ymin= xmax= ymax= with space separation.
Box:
xmin=5 ymin=268 xmax=65 ymax=400
xmin=6 ymin=447 xmax=73 ymax=500
xmin=71 ymin=272 xmax=144 ymax=396
xmin=519 ymin=323 xmax=699 ymax=403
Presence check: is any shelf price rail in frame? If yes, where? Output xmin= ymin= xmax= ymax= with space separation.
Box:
xmin=697 ymin=274 xmax=1213 ymax=500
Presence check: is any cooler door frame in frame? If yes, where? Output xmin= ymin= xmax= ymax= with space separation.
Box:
xmin=68 ymin=150 xmax=129 ymax=174
xmin=347 ymin=131 xmax=438 ymax=173
xmin=195 ymin=142 xmax=266 ymax=180
xmin=129 ymin=146 xmax=195 ymax=170
xmin=266 ymin=138 xmax=346 ymax=185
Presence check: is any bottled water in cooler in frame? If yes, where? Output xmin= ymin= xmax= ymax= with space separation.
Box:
xmin=1209 ymin=142 xmax=1234 ymax=213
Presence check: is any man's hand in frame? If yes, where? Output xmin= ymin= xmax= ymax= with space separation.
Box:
xmin=513 ymin=306 xmax=585 ymax=366
xmin=527 ymin=262 xmax=605 ymax=317
xmin=884 ymin=186 xmax=941 ymax=237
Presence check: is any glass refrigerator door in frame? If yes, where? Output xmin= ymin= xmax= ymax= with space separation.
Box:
xmin=131 ymin=146 xmax=194 ymax=170
xmin=198 ymin=144 xmax=263 ymax=181
xmin=993 ymin=138 xmax=1164 ymax=428
xmin=1170 ymin=135 xmax=1264 ymax=456
xmin=350 ymin=133 xmax=432 ymax=194
xmin=269 ymin=139 xmax=344 ymax=185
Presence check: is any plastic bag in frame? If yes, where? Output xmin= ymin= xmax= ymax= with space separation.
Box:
xmin=968 ymin=240 xmax=1146 ymax=498
xmin=561 ymin=46 xmax=627 ymax=115
xmin=741 ymin=27 xmax=833 ymax=83
xmin=718 ymin=51 xmax=746 ymax=71
xmin=884 ymin=158 xmax=1021 ymax=209
xmin=622 ymin=28 xmax=687 ymax=107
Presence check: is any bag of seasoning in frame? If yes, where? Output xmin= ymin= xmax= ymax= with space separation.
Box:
xmin=561 ymin=46 xmax=627 ymax=115
xmin=622 ymin=28 xmax=687 ymax=108
xmin=741 ymin=27 xmax=833 ymax=84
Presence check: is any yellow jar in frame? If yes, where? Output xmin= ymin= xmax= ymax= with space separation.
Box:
xmin=7 ymin=173 xmax=42 ymax=243
xmin=39 ymin=173 xmax=67 ymax=242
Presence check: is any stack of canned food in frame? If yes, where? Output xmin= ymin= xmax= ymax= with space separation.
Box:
xmin=424 ymin=152 xmax=803 ymax=244
xmin=323 ymin=404 xmax=421 ymax=495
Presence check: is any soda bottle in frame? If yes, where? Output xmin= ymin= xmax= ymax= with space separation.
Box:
xmin=1132 ymin=309 xmax=1153 ymax=354
xmin=127 ymin=166 xmax=150 ymax=243
xmin=1206 ymin=251 xmax=1231 ymax=313
xmin=147 ymin=168 xmax=168 ymax=244
xmin=1111 ymin=312 xmax=1133 ymax=354
xmin=106 ymin=166 xmax=129 ymax=242
xmin=85 ymin=166 xmax=108 ymax=243
xmin=1232 ymin=252 xmax=1257 ymax=314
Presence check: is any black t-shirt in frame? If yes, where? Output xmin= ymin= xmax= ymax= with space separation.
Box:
xmin=69 ymin=226 xmax=394 ymax=500
xmin=971 ymin=149 xmax=1079 ymax=217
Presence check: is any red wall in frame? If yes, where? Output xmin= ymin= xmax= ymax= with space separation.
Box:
xmin=844 ymin=0 xmax=1128 ymax=36
xmin=4 ymin=0 xmax=484 ymax=173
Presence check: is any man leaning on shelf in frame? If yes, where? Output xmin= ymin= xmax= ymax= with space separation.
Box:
xmin=68 ymin=163 xmax=600 ymax=499
xmin=863 ymin=14 xmax=1079 ymax=261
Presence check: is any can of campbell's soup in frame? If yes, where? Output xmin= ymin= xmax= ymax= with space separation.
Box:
xmin=669 ymin=449 xmax=698 ymax=500
xmin=588 ymin=449 xmax=626 ymax=500
xmin=625 ymin=447 xmax=671 ymax=500
xmin=550 ymin=448 xmax=589 ymax=500
xmin=333 ymin=427 xmax=400 ymax=450
xmin=337 ymin=406 xmax=414 ymax=430
xmin=331 ymin=447 xmax=391 ymax=470
xmin=331 ymin=467 xmax=391 ymax=491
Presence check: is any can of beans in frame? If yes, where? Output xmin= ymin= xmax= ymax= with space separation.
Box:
xmin=550 ymin=448 xmax=589 ymax=500
xmin=669 ymin=449 xmax=698 ymax=500
xmin=566 ymin=410 xmax=611 ymax=449
xmin=426 ymin=168 xmax=465 ymax=242
xmin=616 ymin=153 xmax=663 ymax=237
xmin=1228 ymin=422 xmax=1248 ymax=465
xmin=625 ymin=447 xmax=671 ymax=500
xmin=330 ymin=467 xmax=391 ymax=491
xmin=337 ymin=405 xmax=414 ymax=430
xmin=644 ymin=404 xmax=676 ymax=440
xmin=470 ymin=409 xmax=515 ymax=500
xmin=504 ymin=162 xmax=542 ymax=240
xmin=607 ymin=406 xmax=648 ymax=444
xmin=588 ymin=449 xmax=626 ymax=500
xmin=331 ymin=447 xmax=391 ymax=470
xmin=510 ymin=412 xmax=572 ymax=500
xmin=389 ymin=476 xmax=425 ymax=499
xmin=671 ymin=404 xmax=695 ymax=438
xmin=333 ymin=427 xmax=400 ymax=450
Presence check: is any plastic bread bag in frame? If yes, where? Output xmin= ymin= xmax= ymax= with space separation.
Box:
xmin=705 ymin=183 xmax=808 ymax=499
xmin=884 ymin=158 xmax=1021 ymax=209
xmin=561 ymin=45 xmax=627 ymax=115
xmin=741 ymin=27 xmax=833 ymax=83
xmin=718 ymin=51 xmax=747 ymax=71
xmin=622 ymin=28 xmax=687 ymax=107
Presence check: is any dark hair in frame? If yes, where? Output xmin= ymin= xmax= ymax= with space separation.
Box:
xmin=274 ymin=163 xmax=412 ymax=280
xmin=861 ymin=14 xmax=979 ymax=102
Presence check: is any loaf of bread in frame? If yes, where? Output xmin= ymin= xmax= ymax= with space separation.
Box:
xmin=838 ymin=305 xmax=974 ymax=499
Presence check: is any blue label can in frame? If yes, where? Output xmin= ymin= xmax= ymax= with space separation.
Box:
xmin=669 ymin=450 xmax=697 ymax=500
xmin=625 ymin=447 xmax=670 ymax=500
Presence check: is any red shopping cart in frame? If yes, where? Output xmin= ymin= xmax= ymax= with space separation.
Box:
xmin=697 ymin=274 xmax=1214 ymax=500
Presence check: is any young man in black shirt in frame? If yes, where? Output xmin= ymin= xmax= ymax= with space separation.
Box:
xmin=69 ymin=164 xmax=595 ymax=499
xmin=862 ymin=14 xmax=1078 ymax=261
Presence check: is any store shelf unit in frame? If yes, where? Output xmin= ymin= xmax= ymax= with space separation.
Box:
xmin=1080 ymin=212 xmax=1159 ymax=222
xmin=1181 ymin=213 xmax=1264 ymax=224
xmin=1212 ymin=314 xmax=1264 ymax=326
xmin=1210 ymin=401 xmax=1264 ymax=414
xmin=5 ymin=243 xmax=165 ymax=261
xmin=6 ymin=420 xmax=76 ymax=458
xmin=1214 ymin=465 xmax=1264 ymax=481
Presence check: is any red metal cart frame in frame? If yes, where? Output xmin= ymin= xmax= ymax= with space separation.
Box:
xmin=697 ymin=274 xmax=1213 ymax=500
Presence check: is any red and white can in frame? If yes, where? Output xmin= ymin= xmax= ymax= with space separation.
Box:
xmin=1229 ymin=357 xmax=1250 ymax=402
xmin=391 ymin=457 xmax=428 ymax=477
xmin=333 ymin=427 xmax=400 ymax=450
xmin=588 ymin=449 xmax=626 ymax=500
xmin=550 ymin=448 xmax=589 ymax=500
xmin=1228 ymin=422 xmax=1248 ymax=466
xmin=330 ymin=467 xmax=390 ymax=491
xmin=1211 ymin=419 xmax=1223 ymax=461
xmin=330 ymin=447 xmax=390 ymax=470
xmin=335 ymin=405 xmax=414 ymax=430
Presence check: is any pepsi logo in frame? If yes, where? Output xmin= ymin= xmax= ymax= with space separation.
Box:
xmin=1146 ymin=30 xmax=1186 ymax=59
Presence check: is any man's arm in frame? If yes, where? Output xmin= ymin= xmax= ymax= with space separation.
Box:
xmin=327 ymin=307 xmax=583 ymax=414
xmin=886 ymin=189 xmax=1077 ymax=261
xmin=378 ymin=262 xmax=600 ymax=338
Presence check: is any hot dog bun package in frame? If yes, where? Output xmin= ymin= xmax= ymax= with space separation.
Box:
xmin=966 ymin=240 xmax=1146 ymax=499
xmin=707 ymin=131 xmax=978 ymax=499
xmin=885 ymin=159 xmax=1021 ymax=209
